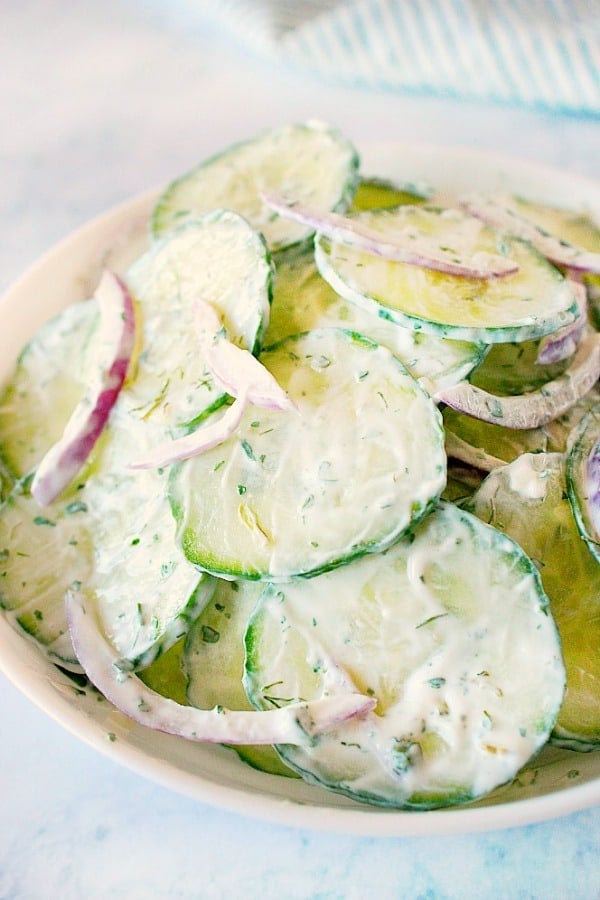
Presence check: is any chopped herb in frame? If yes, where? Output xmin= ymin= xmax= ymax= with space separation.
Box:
xmin=33 ymin=515 xmax=55 ymax=527
xmin=416 ymin=613 xmax=448 ymax=629
xmin=201 ymin=625 xmax=220 ymax=644
xmin=237 ymin=484 xmax=247 ymax=495
xmin=65 ymin=500 xmax=88 ymax=515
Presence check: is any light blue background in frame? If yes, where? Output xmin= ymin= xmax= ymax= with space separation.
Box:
xmin=1 ymin=2 xmax=598 ymax=897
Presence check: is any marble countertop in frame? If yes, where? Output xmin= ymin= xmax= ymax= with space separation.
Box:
xmin=1 ymin=2 xmax=598 ymax=897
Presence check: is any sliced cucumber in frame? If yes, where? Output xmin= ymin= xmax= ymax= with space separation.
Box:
xmin=125 ymin=211 xmax=272 ymax=429
xmin=184 ymin=579 xmax=298 ymax=777
xmin=351 ymin=177 xmax=430 ymax=212
xmin=465 ymin=452 xmax=600 ymax=749
xmin=469 ymin=335 xmax=572 ymax=395
xmin=438 ymin=331 xmax=600 ymax=429
xmin=0 ymin=486 xmax=92 ymax=669
xmin=170 ymin=328 xmax=446 ymax=581
xmin=80 ymin=400 xmax=216 ymax=670
xmin=495 ymin=195 xmax=600 ymax=257
xmin=315 ymin=206 xmax=579 ymax=343
xmin=152 ymin=122 xmax=359 ymax=253
xmin=266 ymin=254 xmax=484 ymax=394
xmin=139 ymin=636 xmax=188 ymax=706
xmin=244 ymin=501 xmax=564 ymax=809
xmin=566 ymin=405 xmax=600 ymax=563
xmin=0 ymin=300 xmax=99 ymax=479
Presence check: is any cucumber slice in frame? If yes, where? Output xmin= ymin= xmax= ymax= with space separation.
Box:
xmin=469 ymin=336 xmax=572 ymax=395
xmin=0 ymin=486 xmax=92 ymax=669
xmin=566 ymin=405 xmax=600 ymax=563
xmin=244 ymin=501 xmax=565 ymax=809
xmin=125 ymin=211 xmax=272 ymax=429
xmin=493 ymin=196 xmax=600 ymax=256
xmin=139 ymin=636 xmax=188 ymax=705
xmin=266 ymin=254 xmax=484 ymax=394
xmin=351 ymin=177 xmax=430 ymax=212
xmin=80 ymin=401 xmax=216 ymax=670
xmin=152 ymin=122 xmax=359 ymax=253
xmin=170 ymin=328 xmax=446 ymax=581
xmin=465 ymin=453 xmax=600 ymax=749
xmin=315 ymin=206 xmax=579 ymax=343
xmin=0 ymin=300 xmax=99 ymax=479
xmin=184 ymin=579 xmax=298 ymax=777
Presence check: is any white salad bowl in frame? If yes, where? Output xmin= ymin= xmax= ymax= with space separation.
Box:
xmin=0 ymin=142 xmax=598 ymax=837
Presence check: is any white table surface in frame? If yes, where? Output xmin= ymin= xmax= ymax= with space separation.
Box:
xmin=1 ymin=2 xmax=599 ymax=897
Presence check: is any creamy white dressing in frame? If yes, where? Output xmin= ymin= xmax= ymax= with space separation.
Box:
xmin=507 ymin=453 xmax=549 ymax=500
xmin=245 ymin=503 xmax=565 ymax=807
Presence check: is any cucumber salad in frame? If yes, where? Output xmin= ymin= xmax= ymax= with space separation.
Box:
xmin=1 ymin=121 xmax=599 ymax=810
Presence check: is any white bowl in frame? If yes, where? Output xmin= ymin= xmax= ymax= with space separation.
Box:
xmin=1 ymin=142 xmax=598 ymax=837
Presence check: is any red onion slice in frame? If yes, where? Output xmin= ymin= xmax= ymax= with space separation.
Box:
xmin=195 ymin=299 xmax=295 ymax=411
xmin=204 ymin=340 xmax=297 ymax=412
xmin=261 ymin=191 xmax=519 ymax=279
xmin=31 ymin=271 xmax=136 ymax=506
xmin=536 ymin=278 xmax=588 ymax=365
xmin=437 ymin=332 xmax=600 ymax=429
xmin=130 ymin=394 xmax=248 ymax=470
xmin=66 ymin=590 xmax=375 ymax=745
xmin=444 ymin=430 xmax=505 ymax=473
xmin=462 ymin=195 xmax=600 ymax=274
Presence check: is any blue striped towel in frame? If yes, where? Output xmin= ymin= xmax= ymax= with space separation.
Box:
xmin=191 ymin=0 xmax=599 ymax=116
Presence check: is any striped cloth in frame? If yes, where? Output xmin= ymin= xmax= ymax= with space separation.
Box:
xmin=191 ymin=0 xmax=599 ymax=116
